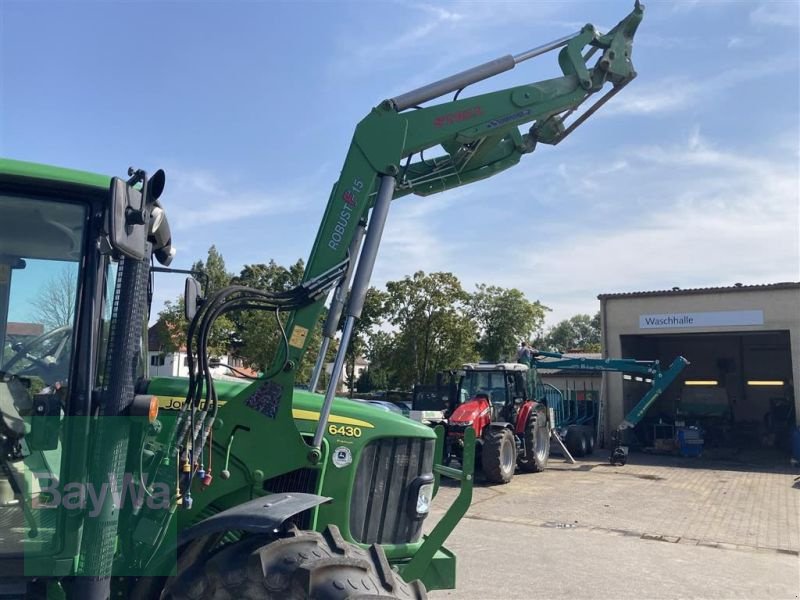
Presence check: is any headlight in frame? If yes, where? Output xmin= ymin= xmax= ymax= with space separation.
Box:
xmin=407 ymin=474 xmax=435 ymax=520
xmin=416 ymin=483 xmax=434 ymax=515
xmin=449 ymin=420 xmax=473 ymax=427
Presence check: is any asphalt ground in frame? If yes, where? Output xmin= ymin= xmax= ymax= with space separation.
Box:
xmin=427 ymin=450 xmax=800 ymax=600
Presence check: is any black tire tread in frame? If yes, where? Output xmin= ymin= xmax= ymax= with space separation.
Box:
xmin=481 ymin=428 xmax=515 ymax=484
xmin=565 ymin=426 xmax=586 ymax=458
xmin=518 ymin=408 xmax=550 ymax=473
xmin=162 ymin=524 xmax=426 ymax=600
xmin=584 ymin=429 xmax=596 ymax=456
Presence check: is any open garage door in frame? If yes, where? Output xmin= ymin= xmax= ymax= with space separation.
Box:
xmin=620 ymin=331 xmax=795 ymax=454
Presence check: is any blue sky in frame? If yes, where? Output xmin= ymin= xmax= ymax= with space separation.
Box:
xmin=1 ymin=0 xmax=798 ymax=328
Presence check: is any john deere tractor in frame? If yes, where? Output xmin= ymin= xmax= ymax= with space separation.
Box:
xmin=0 ymin=3 xmax=643 ymax=597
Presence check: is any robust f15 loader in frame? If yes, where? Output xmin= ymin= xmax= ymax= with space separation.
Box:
xmin=0 ymin=2 xmax=644 ymax=598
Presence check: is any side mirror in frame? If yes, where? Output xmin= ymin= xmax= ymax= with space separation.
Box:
xmin=109 ymin=177 xmax=147 ymax=260
xmin=184 ymin=277 xmax=202 ymax=321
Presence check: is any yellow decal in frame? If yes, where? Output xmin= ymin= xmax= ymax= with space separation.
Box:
xmin=328 ymin=424 xmax=362 ymax=438
xmin=158 ymin=397 xmax=373 ymax=429
xmin=289 ymin=325 xmax=309 ymax=348
xmin=158 ymin=396 xmax=187 ymax=410
xmin=159 ymin=395 xmax=230 ymax=410
xmin=292 ymin=408 xmax=374 ymax=429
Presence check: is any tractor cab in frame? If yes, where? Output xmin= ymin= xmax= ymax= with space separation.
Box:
xmin=0 ymin=160 xmax=173 ymax=584
xmin=457 ymin=362 xmax=530 ymax=423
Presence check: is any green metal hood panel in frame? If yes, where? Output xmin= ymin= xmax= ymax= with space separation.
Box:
xmin=149 ymin=376 xmax=435 ymax=439
xmin=0 ymin=157 xmax=110 ymax=190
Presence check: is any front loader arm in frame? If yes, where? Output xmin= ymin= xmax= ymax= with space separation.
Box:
xmin=283 ymin=2 xmax=644 ymax=451
xmin=531 ymin=350 xmax=690 ymax=429
xmin=185 ymin=4 xmax=645 ymax=508
xmin=530 ymin=350 xmax=690 ymax=465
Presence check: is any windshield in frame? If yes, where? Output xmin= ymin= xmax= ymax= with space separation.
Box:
xmin=0 ymin=195 xmax=85 ymax=389
xmin=459 ymin=370 xmax=509 ymax=405
xmin=0 ymin=193 xmax=85 ymax=556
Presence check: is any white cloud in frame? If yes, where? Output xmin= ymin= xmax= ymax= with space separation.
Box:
xmin=374 ymin=189 xmax=471 ymax=286
xmin=367 ymin=128 xmax=798 ymax=327
xmin=514 ymin=131 xmax=799 ymax=324
xmin=637 ymin=33 xmax=700 ymax=49
xmin=604 ymin=55 xmax=797 ymax=116
xmin=750 ymin=2 xmax=799 ymax=28
xmin=164 ymin=166 xmax=322 ymax=231
xmin=327 ymin=1 xmax=573 ymax=80
xmin=727 ymin=35 xmax=763 ymax=49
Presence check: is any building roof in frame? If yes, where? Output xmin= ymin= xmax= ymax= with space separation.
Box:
xmin=7 ymin=322 xmax=44 ymax=337
xmin=598 ymin=281 xmax=800 ymax=301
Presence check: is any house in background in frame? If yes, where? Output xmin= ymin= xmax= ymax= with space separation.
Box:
xmin=7 ymin=322 xmax=44 ymax=345
xmin=147 ymin=321 xmax=257 ymax=380
xmin=325 ymin=356 xmax=369 ymax=394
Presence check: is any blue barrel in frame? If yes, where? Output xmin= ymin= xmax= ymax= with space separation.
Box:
xmin=792 ymin=427 xmax=800 ymax=462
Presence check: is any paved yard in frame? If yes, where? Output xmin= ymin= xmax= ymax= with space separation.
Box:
xmin=427 ymin=452 xmax=800 ymax=599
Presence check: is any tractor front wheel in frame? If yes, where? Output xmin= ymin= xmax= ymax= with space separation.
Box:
xmin=481 ymin=428 xmax=516 ymax=484
xmin=161 ymin=524 xmax=426 ymax=599
xmin=519 ymin=407 xmax=550 ymax=473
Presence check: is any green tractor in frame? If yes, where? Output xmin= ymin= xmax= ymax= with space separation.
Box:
xmin=0 ymin=160 xmax=474 ymax=598
xmin=0 ymin=3 xmax=643 ymax=597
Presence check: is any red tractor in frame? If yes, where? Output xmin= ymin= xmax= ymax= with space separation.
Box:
xmin=444 ymin=363 xmax=551 ymax=484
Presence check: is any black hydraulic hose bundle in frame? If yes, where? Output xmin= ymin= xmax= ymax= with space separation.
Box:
xmin=171 ymin=259 xmax=349 ymax=507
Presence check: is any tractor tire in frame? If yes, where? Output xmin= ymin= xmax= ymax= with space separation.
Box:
xmin=161 ymin=524 xmax=426 ymax=600
xmin=518 ymin=407 xmax=550 ymax=473
xmin=565 ymin=426 xmax=587 ymax=458
xmin=481 ymin=428 xmax=516 ymax=484
xmin=584 ymin=429 xmax=596 ymax=456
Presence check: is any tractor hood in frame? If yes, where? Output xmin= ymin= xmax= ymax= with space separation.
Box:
xmin=148 ymin=376 xmax=435 ymax=439
xmin=449 ymin=397 xmax=490 ymax=426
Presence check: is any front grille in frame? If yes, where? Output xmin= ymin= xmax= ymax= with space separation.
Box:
xmin=263 ymin=468 xmax=319 ymax=529
xmin=350 ymin=437 xmax=435 ymax=545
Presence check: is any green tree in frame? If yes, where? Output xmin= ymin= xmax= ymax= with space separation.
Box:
xmin=230 ymin=258 xmax=334 ymax=385
xmin=363 ymin=329 xmax=400 ymax=391
xmin=156 ymin=246 xmax=234 ymax=357
xmin=343 ymin=287 xmax=387 ymax=397
xmin=191 ymin=245 xmax=232 ymax=294
xmin=383 ymin=271 xmax=478 ymax=387
xmin=469 ymin=284 xmax=550 ymax=362
xmin=154 ymin=298 xmax=236 ymax=357
xmin=231 ymin=259 xmax=305 ymax=374
xmin=542 ymin=312 xmax=601 ymax=352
